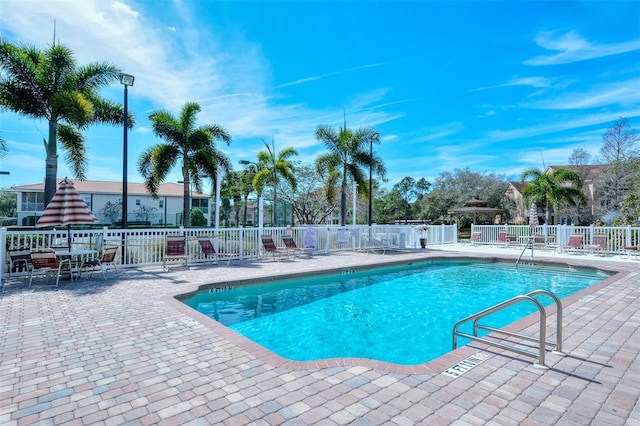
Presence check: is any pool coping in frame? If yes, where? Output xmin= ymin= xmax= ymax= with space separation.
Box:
xmin=164 ymin=254 xmax=629 ymax=376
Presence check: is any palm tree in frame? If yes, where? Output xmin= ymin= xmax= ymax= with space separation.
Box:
xmin=520 ymin=167 xmax=587 ymax=225
xmin=315 ymin=122 xmax=386 ymax=226
xmin=221 ymin=170 xmax=243 ymax=226
xmin=239 ymin=164 xmax=257 ymax=226
xmin=138 ymin=102 xmax=231 ymax=228
xmin=253 ymin=138 xmax=297 ymax=226
xmin=0 ymin=40 xmax=129 ymax=205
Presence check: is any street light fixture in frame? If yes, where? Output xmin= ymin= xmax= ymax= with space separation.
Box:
xmin=120 ymin=73 xmax=134 ymax=229
xmin=369 ymin=132 xmax=379 ymax=227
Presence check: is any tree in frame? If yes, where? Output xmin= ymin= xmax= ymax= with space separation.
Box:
xmin=394 ymin=177 xmax=423 ymax=223
xmin=134 ymin=205 xmax=157 ymax=222
xmin=138 ymin=102 xmax=231 ymax=228
xmin=221 ymin=170 xmax=243 ymax=226
xmin=189 ymin=208 xmax=206 ymax=227
xmin=238 ymin=164 xmax=257 ymax=226
xmin=253 ymin=138 xmax=297 ymax=226
xmin=0 ymin=190 xmax=17 ymax=217
xmin=598 ymin=118 xmax=640 ymax=212
xmin=100 ymin=200 xmax=122 ymax=225
xmin=278 ymin=164 xmax=337 ymax=225
xmin=415 ymin=178 xmax=431 ymax=201
xmin=0 ymin=40 xmax=130 ymax=205
xmin=315 ymin=122 xmax=386 ymax=226
xmin=418 ymin=168 xmax=508 ymax=223
xmin=568 ymin=148 xmax=592 ymax=180
xmin=520 ymin=167 xmax=587 ymax=225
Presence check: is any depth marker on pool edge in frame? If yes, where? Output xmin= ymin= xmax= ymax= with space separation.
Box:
xmin=442 ymin=353 xmax=489 ymax=378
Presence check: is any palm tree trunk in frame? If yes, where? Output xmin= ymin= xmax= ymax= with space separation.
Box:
xmin=340 ymin=181 xmax=347 ymax=226
xmin=44 ymin=120 xmax=58 ymax=207
xmin=182 ymin=159 xmax=190 ymax=228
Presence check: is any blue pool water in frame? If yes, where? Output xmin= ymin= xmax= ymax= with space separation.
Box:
xmin=182 ymin=260 xmax=611 ymax=365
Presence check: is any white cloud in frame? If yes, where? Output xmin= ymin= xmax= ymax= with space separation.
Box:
xmin=484 ymin=110 xmax=640 ymax=142
xmin=525 ymin=78 xmax=640 ymax=110
xmin=470 ymin=76 xmax=554 ymax=92
xmin=525 ymin=31 xmax=640 ymax=66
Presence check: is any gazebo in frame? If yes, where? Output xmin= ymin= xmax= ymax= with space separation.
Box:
xmin=448 ymin=195 xmax=503 ymax=224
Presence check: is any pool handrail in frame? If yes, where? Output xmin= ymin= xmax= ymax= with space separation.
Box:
xmin=452 ymin=289 xmax=564 ymax=368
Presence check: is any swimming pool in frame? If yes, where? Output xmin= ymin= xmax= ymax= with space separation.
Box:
xmin=181 ymin=260 xmax=612 ymax=365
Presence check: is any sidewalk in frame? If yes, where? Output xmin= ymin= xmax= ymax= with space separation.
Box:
xmin=1 ymin=244 xmax=638 ymax=425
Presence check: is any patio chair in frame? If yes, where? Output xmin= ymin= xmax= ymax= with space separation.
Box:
xmin=198 ymin=238 xmax=234 ymax=266
xmin=584 ymin=234 xmax=608 ymax=256
xmin=623 ymin=244 xmax=639 ymax=259
xmin=9 ymin=248 xmax=32 ymax=277
xmin=260 ymin=236 xmax=287 ymax=261
xmin=163 ymin=235 xmax=189 ymax=270
xmin=470 ymin=231 xmax=482 ymax=245
xmin=81 ymin=246 xmax=119 ymax=278
xmin=281 ymin=235 xmax=306 ymax=258
xmin=497 ymin=230 xmax=516 ymax=247
xmin=561 ymin=234 xmax=584 ymax=253
xmin=29 ymin=249 xmax=73 ymax=288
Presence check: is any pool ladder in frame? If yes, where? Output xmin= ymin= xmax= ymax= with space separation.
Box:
xmin=452 ymin=289 xmax=565 ymax=368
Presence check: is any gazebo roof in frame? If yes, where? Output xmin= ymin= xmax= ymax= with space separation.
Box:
xmin=448 ymin=195 xmax=503 ymax=222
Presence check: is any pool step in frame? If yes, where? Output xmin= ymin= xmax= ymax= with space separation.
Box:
xmin=472 ymin=263 xmax=606 ymax=280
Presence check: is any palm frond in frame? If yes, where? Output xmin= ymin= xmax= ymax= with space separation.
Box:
xmin=58 ymin=124 xmax=87 ymax=179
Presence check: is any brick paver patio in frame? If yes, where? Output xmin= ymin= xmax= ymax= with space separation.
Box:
xmin=1 ymin=245 xmax=638 ymax=425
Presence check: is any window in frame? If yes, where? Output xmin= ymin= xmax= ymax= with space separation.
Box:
xmin=135 ymin=199 xmax=141 ymax=206
xmin=159 ymin=199 xmax=164 ymax=208
xmin=21 ymin=192 xmax=45 ymax=211
xmin=84 ymin=196 xmax=91 ymax=208
xmin=191 ymin=198 xmax=209 ymax=213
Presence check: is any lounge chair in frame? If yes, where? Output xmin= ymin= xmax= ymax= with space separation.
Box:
xmin=584 ymin=234 xmax=608 ymax=256
xmin=29 ymin=249 xmax=73 ymax=288
xmin=163 ymin=235 xmax=188 ymax=270
xmin=198 ymin=238 xmax=234 ymax=266
xmin=623 ymin=244 xmax=639 ymax=259
xmin=497 ymin=230 xmax=516 ymax=247
xmin=561 ymin=234 xmax=583 ymax=253
xmin=81 ymin=246 xmax=119 ymax=278
xmin=470 ymin=231 xmax=482 ymax=245
xmin=260 ymin=236 xmax=287 ymax=261
xmin=282 ymin=235 xmax=306 ymax=258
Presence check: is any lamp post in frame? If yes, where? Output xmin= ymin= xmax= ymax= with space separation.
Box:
xmin=120 ymin=73 xmax=134 ymax=229
xmin=369 ymin=132 xmax=379 ymax=227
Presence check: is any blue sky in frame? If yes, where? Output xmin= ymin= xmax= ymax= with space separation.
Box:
xmin=1 ymin=0 xmax=639 ymax=192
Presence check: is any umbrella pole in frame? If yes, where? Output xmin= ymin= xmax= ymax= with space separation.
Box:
xmin=67 ymin=225 xmax=72 ymax=252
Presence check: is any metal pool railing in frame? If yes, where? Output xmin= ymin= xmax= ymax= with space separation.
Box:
xmin=453 ymin=289 xmax=564 ymax=368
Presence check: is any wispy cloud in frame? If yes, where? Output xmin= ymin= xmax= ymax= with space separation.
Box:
xmin=525 ymin=78 xmax=640 ymax=110
xmin=525 ymin=30 xmax=640 ymax=66
xmin=275 ymin=62 xmax=386 ymax=88
xmin=484 ymin=109 xmax=640 ymax=142
xmin=470 ymin=76 xmax=554 ymax=92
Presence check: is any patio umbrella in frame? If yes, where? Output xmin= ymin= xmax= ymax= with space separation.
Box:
xmin=36 ymin=178 xmax=98 ymax=251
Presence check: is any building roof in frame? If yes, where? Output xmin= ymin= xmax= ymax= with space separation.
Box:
xmin=547 ymin=164 xmax=605 ymax=181
xmin=11 ymin=179 xmax=210 ymax=198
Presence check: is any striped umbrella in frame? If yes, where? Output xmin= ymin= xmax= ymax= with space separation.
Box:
xmin=36 ymin=178 xmax=98 ymax=250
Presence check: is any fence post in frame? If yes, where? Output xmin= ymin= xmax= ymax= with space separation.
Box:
xmin=1 ymin=227 xmax=6 ymax=285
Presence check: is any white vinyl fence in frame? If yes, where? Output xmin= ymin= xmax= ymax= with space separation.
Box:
xmin=1 ymin=224 xmax=457 ymax=282
xmin=470 ymin=224 xmax=640 ymax=253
